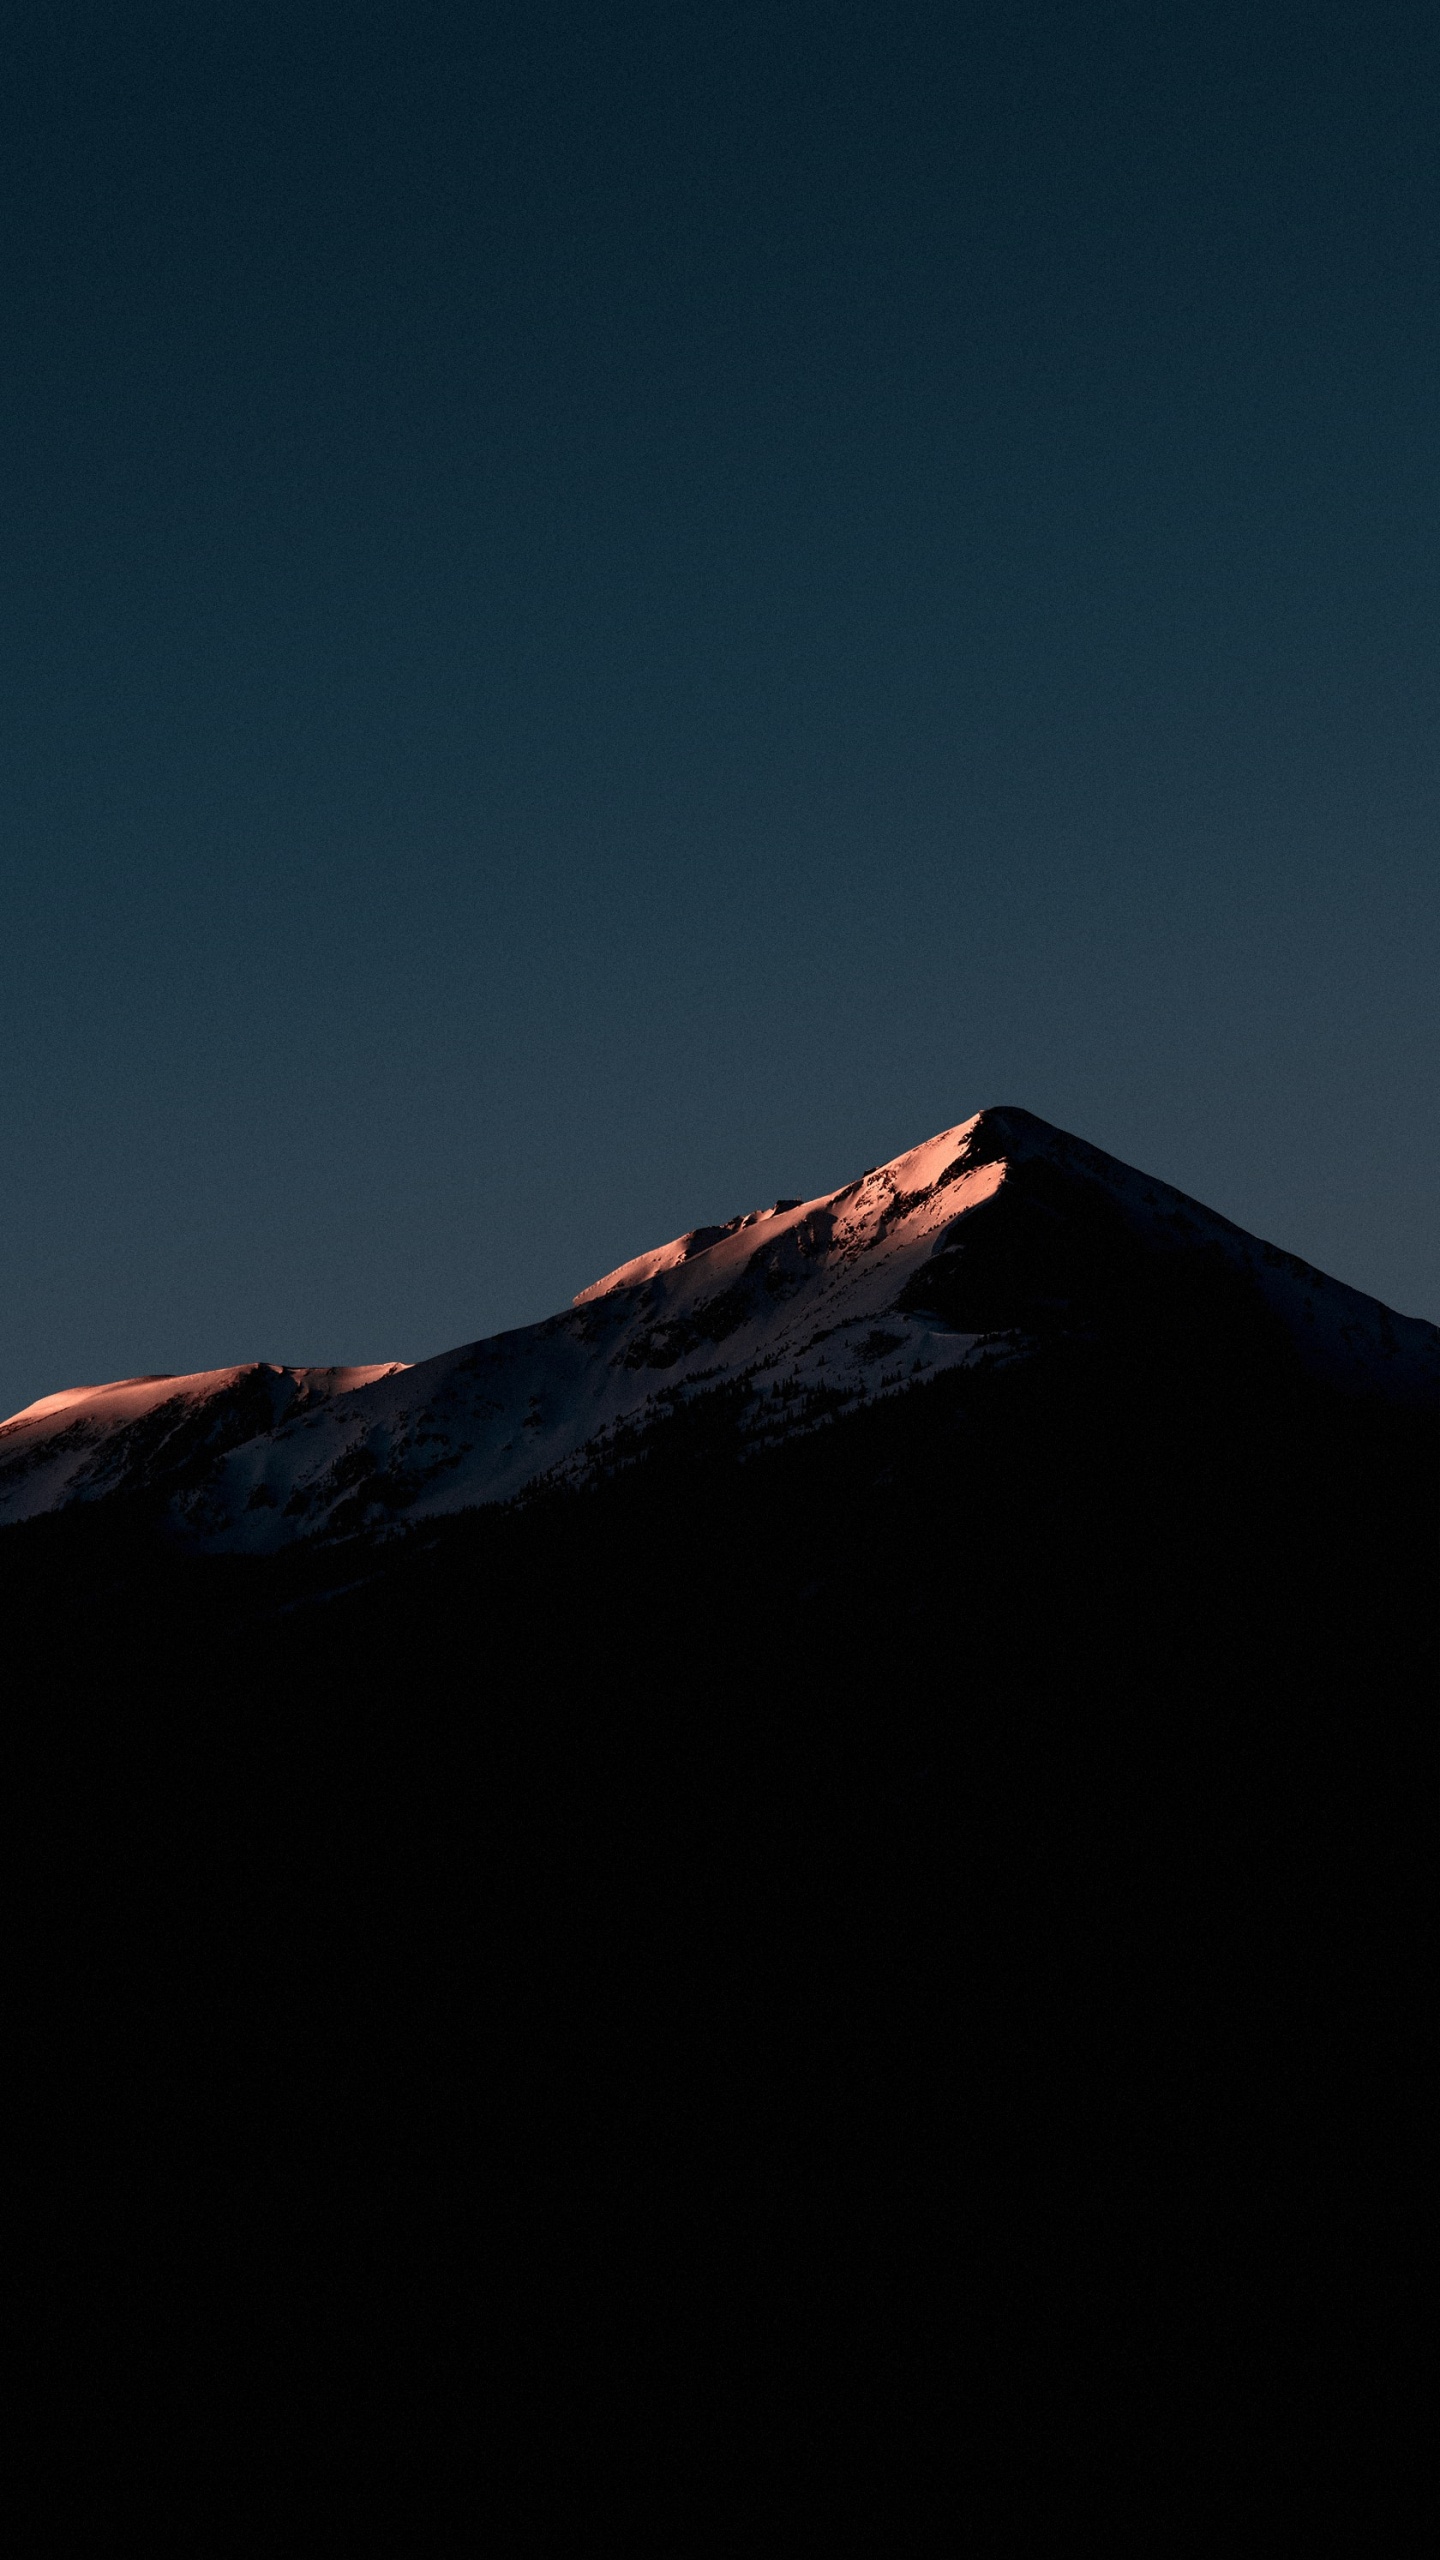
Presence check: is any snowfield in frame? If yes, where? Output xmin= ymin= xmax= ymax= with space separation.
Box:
xmin=2 ymin=1105 xmax=1435 ymax=1550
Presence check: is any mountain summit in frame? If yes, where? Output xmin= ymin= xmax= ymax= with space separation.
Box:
xmin=2 ymin=1105 xmax=1434 ymax=1549
xmin=7 ymin=1105 xmax=1434 ymax=2504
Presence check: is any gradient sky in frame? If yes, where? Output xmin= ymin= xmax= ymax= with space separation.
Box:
xmin=3 ymin=0 xmax=1437 ymax=1417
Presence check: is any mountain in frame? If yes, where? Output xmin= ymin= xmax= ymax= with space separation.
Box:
xmin=10 ymin=1106 xmax=1433 ymax=2539
xmin=2 ymin=1103 xmax=1434 ymax=1549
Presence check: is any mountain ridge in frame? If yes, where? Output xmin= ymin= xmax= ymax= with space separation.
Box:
xmin=2 ymin=1103 xmax=1434 ymax=1549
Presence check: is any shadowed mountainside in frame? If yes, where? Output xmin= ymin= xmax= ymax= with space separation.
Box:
xmin=3 ymin=1104 xmax=1434 ymax=1551
xmin=9 ymin=1109 xmax=1434 ymax=2544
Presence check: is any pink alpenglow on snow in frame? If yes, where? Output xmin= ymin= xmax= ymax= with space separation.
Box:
xmin=2 ymin=1106 xmax=1435 ymax=1551
xmin=0 ymin=1363 xmax=407 ymax=1530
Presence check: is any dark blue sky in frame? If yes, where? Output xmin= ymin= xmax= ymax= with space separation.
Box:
xmin=3 ymin=0 xmax=1437 ymax=1414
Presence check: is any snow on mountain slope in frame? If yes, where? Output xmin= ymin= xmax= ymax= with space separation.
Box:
xmin=0 ymin=1364 xmax=406 ymax=1530
xmin=177 ymin=1115 xmax=1012 ymax=1550
xmin=2 ymin=1106 xmax=1435 ymax=1550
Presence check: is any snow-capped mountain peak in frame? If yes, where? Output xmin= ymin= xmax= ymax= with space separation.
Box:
xmin=2 ymin=1106 xmax=1434 ymax=1549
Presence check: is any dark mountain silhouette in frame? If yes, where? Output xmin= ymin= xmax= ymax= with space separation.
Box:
xmin=10 ymin=1108 xmax=1433 ymax=2541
